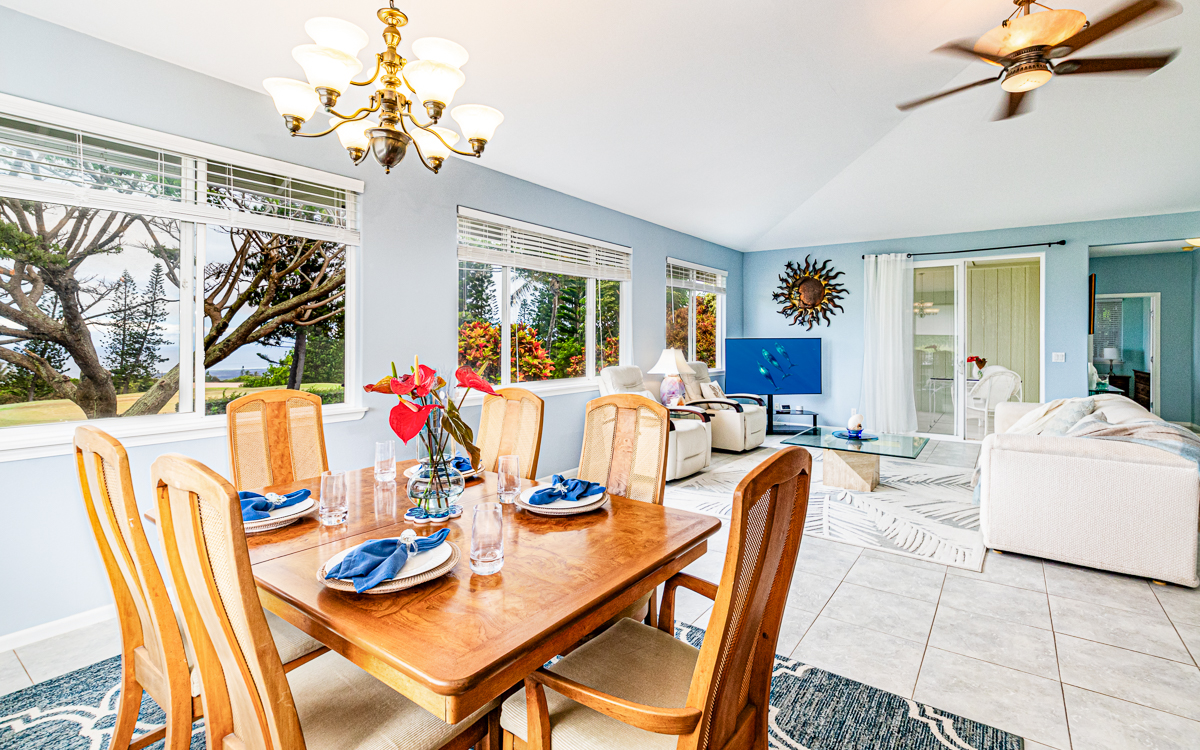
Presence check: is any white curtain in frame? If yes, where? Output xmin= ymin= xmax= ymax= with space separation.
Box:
xmin=861 ymin=254 xmax=918 ymax=434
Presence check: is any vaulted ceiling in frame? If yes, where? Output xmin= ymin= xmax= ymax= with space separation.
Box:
xmin=5 ymin=0 xmax=1196 ymax=251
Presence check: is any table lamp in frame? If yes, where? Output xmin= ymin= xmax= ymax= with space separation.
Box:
xmin=648 ymin=348 xmax=693 ymax=405
xmin=1102 ymin=347 xmax=1119 ymax=375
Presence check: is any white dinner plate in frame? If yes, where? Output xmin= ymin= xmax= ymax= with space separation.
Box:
xmin=322 ymin=540 xmax=454 ymax=584
xmin=517 ymin=486 xmax=608 ymax=511
xmin=245 ymin=497 xmax=315 ymax=526
xmin=403 ymin=464 xmax=481 ymax=479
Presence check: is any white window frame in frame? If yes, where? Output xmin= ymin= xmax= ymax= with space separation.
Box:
xmin=666 ymin=257 xmax=727 ymax=372
xmin=0 ymin=94 xmax=365 ymax=462
xmin=456 ymin=207 xmax=631 ymax=404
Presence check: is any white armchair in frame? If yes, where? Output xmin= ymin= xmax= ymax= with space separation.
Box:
xmin=680 ymin=361 xmax=767 ymax=452
xmin=598 ymin=366 xmax=711 ymax=481
xmin=966 ymin=365 xmax=1022 ymax=434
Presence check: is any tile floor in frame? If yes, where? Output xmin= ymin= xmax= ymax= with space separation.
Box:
xmin=672 ymin=438 xmax=1200 ymax=749
xmin=5 ymin=437 xmax=1200 ymax=750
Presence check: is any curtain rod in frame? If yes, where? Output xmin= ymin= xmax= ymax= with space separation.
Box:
xmin=861 ymin=240 xmax=1065 ymax=259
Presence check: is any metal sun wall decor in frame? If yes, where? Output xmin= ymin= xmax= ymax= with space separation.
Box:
xmin=773 ymin=256 xmax=847 ymax=329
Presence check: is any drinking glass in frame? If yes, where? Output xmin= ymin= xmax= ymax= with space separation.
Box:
xmin=319 ymin=470 xmax=348 ymax=526
xmin=497 ymin=455 xmax=521 ymax=504
xmin=374 ymin=440 xmax=396 ymax=482
xmin=470 ymin=502 xmax=504 ymax=575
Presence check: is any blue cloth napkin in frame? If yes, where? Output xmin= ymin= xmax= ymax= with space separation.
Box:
xmin=325 ymin=529 xmax=450 ymax=593
xmin=450 ymin=455 xmax=474 ymax=473
xmin=527 ymin=474 xmax=605 ymax=505
xmin=238 ymin=489 xmax=310 ymax=522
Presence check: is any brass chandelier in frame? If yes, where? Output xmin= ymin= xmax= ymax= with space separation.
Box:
xmin=263 ymin=1 xmax=503 ymax=174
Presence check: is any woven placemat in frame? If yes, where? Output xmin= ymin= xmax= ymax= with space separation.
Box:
xmin=516 ymin=494 xmax=609 ymax=517
xmin=243 ymin=501 xmax=317 ymax=535
xmin=318 ymin=542 xmax=461 ymax=595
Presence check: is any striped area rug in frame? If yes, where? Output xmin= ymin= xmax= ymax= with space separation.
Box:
xmin=666 ymin=447 xmax=985 ymax=571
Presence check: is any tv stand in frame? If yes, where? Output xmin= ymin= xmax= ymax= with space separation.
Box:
xmin=765 ymin=394 xmax=818 ymax=435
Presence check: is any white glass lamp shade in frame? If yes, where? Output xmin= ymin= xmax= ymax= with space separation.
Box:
xmin=1102 ymin=347 xmax=1120 ymax=362
xmin=412 ymin=37 xmax=469 ymax=69
xmin=305 ymin=17 xmax=370 ymax=56
xmin=403 ymin=60 xmax=466 ymax=106
xmin=263 ymin=78 xmax=319 ymax=120
xmin=974 ymin=9 xmax=1087 ymax=61
xmin=647 ymin=348 xmax=693 ymax=376
xmin=1001 ymin=67 xmax=1052 ymax=92
xmin=332 ymin=116 xmax=378 ymax=151
xmin=410 ymin=126 xmax=460 ymax=160
xmin=450 ymin=104 xmax=504 ymax=142
xmin=1186 ymin=237 xmax=1200 ymax=245
xmin=292 ymin=44 xmax=364 ymax=93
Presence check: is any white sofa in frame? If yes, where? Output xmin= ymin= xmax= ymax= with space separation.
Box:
xmin=681 ymin=361 xmax=767 ymax=452
xmin=979 ymin=396 xmax=1199 ymax=586
xmin=598 ymin=366 xmax=711 ymax=481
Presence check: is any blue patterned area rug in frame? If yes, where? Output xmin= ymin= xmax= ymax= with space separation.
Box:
xmin=2 ymin=625 xmax=1022 ymax=750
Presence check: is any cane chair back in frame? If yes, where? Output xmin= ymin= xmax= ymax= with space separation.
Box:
xmin=477 ymin=387 xmax=544 ymax=479
xmin=226 ymin=389 xmax=328 ymax=489
xmin=682 ymin=446 xmax=812 ymax=750
xmin=153 ymin=452 xmax=307 ymax=750
xmin=577 ymin=394 xmax=670 ymax=505
xmin=75 ymin=426 xmax=194 ymax=749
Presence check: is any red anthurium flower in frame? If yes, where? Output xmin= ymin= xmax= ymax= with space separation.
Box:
xmin=389 ymin=400 xmax=441 ymax=443
xmin=455 ymin=366 xmax=496 ymax=396
xmin=412 ymin=364 xmax=439 ymax=398
xmin=364 ymin=376 xmax=394 ymax=394
xmin=390 ymin=374 xmax=416 ymax=396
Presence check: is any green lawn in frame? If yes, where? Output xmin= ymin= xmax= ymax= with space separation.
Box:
xmin=0 ymin=383 xmax=343 ymax=428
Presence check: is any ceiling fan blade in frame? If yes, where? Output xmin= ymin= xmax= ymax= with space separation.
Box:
xmin=1047 ymin=0 xmax=1178 ymax=58
xmin=994 ymin=90 xmax=1032 ymax=120
xmin=1054 ymin=52 xmax=1176 ymax=74
xmin=897 ymin=76 xmax=999 ymax=111
xmin=934 ymin=40 xmax=1007 ymax=65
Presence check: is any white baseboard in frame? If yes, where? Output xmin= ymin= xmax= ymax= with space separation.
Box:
xmin=536 ymin=467 xmax=578 ymax=483
xmin=0 ymin=605 xmax=116 ymax=653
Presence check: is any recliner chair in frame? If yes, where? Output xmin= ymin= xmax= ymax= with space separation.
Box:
xmin=681 ymin=361 xmax=767 ymax=452
xmin=598 ymin=365 xmax=711 ymax=481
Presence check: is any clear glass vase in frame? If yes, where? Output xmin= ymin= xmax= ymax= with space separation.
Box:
xmin=406 ymin=408 xmax=465 ymax=515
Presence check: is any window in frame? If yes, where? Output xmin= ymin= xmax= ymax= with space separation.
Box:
xmin=665 ymin=259 xmax=726 ymax=369
xmin=1093 ymin=299 xmax=1122 ymax=361
xmin=457 ymin=208 xmax=630 ymax=386
xmin=0 ymin=100 xmax=361 ymax=434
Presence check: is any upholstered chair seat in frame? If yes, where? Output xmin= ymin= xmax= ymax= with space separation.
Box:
xmin=598 ymin=366 xmax=710 ymax=480
xmin=681 ymin=361 xmax=767 ymax=452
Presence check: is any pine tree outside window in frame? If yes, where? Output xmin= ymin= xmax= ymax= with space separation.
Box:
xmin=665 ymin=259 xmax=726 ymax=370
xmin=456 ymin=208 xmax=631 ymax=387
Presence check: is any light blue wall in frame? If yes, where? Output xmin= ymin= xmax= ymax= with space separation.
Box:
xmin=0 ymin=8 xmax=742 ymax=637
xmin=1088 ymin=251 xmax=1195 ymax=422
xmin=742 ymin=212 xmax=1200 ymax=429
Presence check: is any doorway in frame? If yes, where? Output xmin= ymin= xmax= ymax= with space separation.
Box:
xmin=912 ymin=254 xmax=1045 ymax=441
xmin=1092 ymin=292 xmax=1160 ymax=415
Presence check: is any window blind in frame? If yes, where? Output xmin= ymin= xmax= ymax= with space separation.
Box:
xmin=666 ymin=259 xmax=727 ymax=294
xmin=457 ymin=211 xmax=631 ymax=282
xmin=0 ymin=112 xmax=357 ymax=237
xmin=1093 ymin=299 xmax=1122 ymax=358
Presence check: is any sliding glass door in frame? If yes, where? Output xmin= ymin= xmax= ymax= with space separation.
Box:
xmin=913 ymin=264 xmax=960 ymax=436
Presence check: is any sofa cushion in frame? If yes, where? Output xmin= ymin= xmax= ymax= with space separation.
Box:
xmin=1010 ymin=397 xmax=1096 ymax=436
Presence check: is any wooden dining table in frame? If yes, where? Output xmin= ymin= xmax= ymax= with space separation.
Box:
xmin=150 ymin=461 xmax=721 ymax=724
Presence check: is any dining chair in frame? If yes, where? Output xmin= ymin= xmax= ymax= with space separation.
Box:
xmin=577 ymin=393 xmax=670 ymax=506
xmin=150 ymin=452 xmax=501 ymax=750
xmin=477 ymin=387 xmax=544 ymax=479
xmin=73 ymin=426 xmax=327 ymax=750
xmin=500 ymin=446 xmax=813 ymax=750
xmin=226 ymin=388 xmax=328 ymax=489
xmin=598 ymin=365 xmax=711 ymax=481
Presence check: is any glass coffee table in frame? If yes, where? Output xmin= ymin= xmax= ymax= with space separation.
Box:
xmin=781 ymin=428 xmax=929 ymax=492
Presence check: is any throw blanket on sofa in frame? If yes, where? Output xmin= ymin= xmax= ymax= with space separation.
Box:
xmin=1067 ymin=415 xmax=1200 ymax=467
xmin=1007 ymin=394 xmax=1131 ymax=436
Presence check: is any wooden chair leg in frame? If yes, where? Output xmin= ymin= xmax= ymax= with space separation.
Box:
xmin=111 ymin=667 xmax=141 ymax=750
xmin=484 ymin=707 xmax=502 ymax=750
xmin=525 ymin=676 xmax=552 ymax=750
xmin=645 ymin=589 xmax=659 ymax=629
xmin=128 ymin=727 xmax=165 ymax=750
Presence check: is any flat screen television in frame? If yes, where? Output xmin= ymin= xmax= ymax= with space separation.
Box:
xmin=725 ymin=338 xmax=821 ymax=396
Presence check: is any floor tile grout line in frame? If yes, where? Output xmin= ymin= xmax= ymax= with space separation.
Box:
xmin=1045 ymin=574 xmax=1074 ymax=750
xmin=1149 ymin=582 xmax=1200 ymax=670
xmin=1064 ymin=682 xmax=1200 ymax=727
xmin=11 ymin=651 xmax=33 ymax=684
xmin=1053 ymin=630 xmax=1200 ymax=669
xmin=909 ymin=566 xmax=948 ymax=700
xmin=786 ymin=549 xmax=858 ymax=660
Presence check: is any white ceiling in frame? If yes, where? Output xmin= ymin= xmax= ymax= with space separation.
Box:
xmin=5 ymin=0 xmax=1197 ymax=252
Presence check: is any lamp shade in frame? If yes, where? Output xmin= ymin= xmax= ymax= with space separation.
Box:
xmin=410 ymin=126 xmax=460 ymax=161
xmin=1187 ymin=237 xmax=1200 ymax=245
xmin=292 ymin=44 xmax=363 ymax=93
xmin=647 ymin=349 xmax=693 ymax=376
xmin=1102 ymin=347 xmax=1120 ymax=361
xmin=305 ymin=17 xmax=370 ymax=56
xmin=263 ymin=78 xmax=319 ymax=120
xmin=412 ymin=37 xmax=469 ymax=69
xmin=974 ymin=9 xmax=1088 ymax=60
xmin=332 ymin=116 xmax=378 ymax=151
xmin=403 ymin=60 xmax=466 ymax=107
xmin=450 ymin=104 xmax=504 ymax=142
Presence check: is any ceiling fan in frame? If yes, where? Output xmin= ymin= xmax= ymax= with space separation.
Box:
xmin=898 ymin=0 xmax=1179 ymax=119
